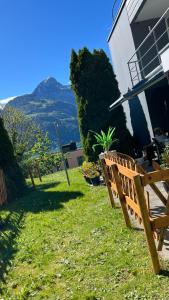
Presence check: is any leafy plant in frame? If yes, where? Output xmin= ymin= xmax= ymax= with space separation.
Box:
xmin=91 ymin=127 xmax=118 ymax=152
xmin=161 ymin=145 xmax=169 ymax=168
xmin=81 ymin=161 xmax=100 ymax=178
xmin=1 ymin=106 xmax=39 ymax=161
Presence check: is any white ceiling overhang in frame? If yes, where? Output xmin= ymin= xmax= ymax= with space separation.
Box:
xmin=136 ymin=0 xmax=169 ymax=22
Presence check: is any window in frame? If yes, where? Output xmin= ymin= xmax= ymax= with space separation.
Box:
xmin=77 ymin=156 xmax=84 ymax=166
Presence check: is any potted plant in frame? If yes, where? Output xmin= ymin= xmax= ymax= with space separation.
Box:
xmin=91 ymin=127 xmax=118 ymax=153
xmin=160 ymin=145 xmax=169 ymax=192
xmin=81 ymin=161 xmax=100 ymax=186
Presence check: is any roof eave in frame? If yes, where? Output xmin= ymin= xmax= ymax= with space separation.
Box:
xmin=107 ymin=0 xmax=127 ymax=43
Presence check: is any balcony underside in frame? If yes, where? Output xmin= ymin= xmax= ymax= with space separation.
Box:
xmin=135 ymin=0 xmax=169 ymax=22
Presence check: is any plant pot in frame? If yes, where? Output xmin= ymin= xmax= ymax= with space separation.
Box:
xmin=84 ymin=175 xmax=92 ymax=185
xmin=90 ymin=176 xmax=100 ymax=186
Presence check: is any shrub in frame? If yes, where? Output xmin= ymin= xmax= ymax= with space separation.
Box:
xmin=81 ymin=161 xmax=100 ymax=178
xmin=0 ymin=118 xmax=25 ymax=200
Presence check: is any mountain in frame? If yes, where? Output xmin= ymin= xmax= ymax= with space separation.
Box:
xmin=33 ymin=77 xmax=75 ymax=104
xmin=6 ymin=77 xmax=80 ymax=147
xmin=0 ymin=96 xmax=17 ymax=108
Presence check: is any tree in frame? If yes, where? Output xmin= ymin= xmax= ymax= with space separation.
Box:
xmin=1 ymin=106 xmax=55 ymax=180
xmin=0 ymin=117 xmax=25 ymax=199
xmin=1 ymin=106 xmax=38 ymax=161
xmin=70 ymin=48 xmax=134 ymax=161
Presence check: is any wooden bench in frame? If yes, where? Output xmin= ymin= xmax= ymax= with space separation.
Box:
xmin=100 ymin=151 xmax=169 ymax=274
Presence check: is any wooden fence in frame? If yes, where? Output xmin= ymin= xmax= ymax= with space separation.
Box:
xmin=0 ymin=168 xmax=7 ymax=205
xmin=100 ymin=151 xmax=169 ymax=274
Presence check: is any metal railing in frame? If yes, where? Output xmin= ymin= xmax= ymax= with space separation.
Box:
xmin=112 ymin=0 xmax=122 ymax=22
xmin=128 ymin=7 xmax=169 ymax=86
xmin=126 ymin=0 xmax=143 ymax=21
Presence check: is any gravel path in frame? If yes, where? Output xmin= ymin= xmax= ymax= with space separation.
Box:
xmin=114 ymin=181 xmax=169 ymax=260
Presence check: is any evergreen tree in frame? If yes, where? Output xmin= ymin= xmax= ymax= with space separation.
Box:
xmin=0 ymin=117 xmax=25 ymax=200
xmin=70 ymin=48 xmax=134 ymax=161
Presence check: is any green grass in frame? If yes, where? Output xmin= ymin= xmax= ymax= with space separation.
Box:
xmin=1 ymin=168 xmax=169 ymax=299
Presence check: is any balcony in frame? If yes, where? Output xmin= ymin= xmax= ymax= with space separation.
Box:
xmin=112 ymin=0 xmax=123 ymax=23
xmin=126 ymin=0 xmax=144 ymax=23
xmin=128 ymin=7 xmax=169 ymax=86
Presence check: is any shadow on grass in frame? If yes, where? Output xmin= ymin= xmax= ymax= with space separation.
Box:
xmin=10 ymin=180 xmax=84 ymax=213
xmin=0 ymin=210 xmax=25 ymax=284
xmin=159 ymin=269 xmax=169 ymax=277
xmin=0 ymin=179 xmax=84 ymax=283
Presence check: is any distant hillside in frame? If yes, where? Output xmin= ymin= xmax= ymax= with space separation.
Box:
xmin=6 ymin=77 xmax=80 ymax=147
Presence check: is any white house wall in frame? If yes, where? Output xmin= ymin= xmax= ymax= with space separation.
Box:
xmin=109 ymin=7 xmax=134 ymax=93
xmin=108 ymin=5 xmax=154 ymax=140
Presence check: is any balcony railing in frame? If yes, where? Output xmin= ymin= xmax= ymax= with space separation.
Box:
xmin=128 ymin=7 xmax=169 ymax=87
xmin=126 ymin=0 xmax=143 ymax=22
xmin=112 ymin=0 xmax=123 ymax=22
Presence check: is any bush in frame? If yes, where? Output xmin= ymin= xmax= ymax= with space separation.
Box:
xmin=21 ymin=152 xmax=62 ymax=178
xmin=81 ymin=161 xmax=100 ymax=178
xmin=0 ymin=118 xmax=25 ymax=200
xmin=161 ymin=145 xmax=169 ymax=168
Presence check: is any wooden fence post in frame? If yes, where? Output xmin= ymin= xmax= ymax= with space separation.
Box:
xmin=133 ymin=175 xmax=160 ymax=274
xmin=99 ymin=154 xmax=115 ymax=208
xmin=111 ymin=164 xmax=131 ymax=228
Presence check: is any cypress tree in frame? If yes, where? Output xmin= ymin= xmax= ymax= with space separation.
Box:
xmin=70 ymin=48 xmax=134 ymax=161
xmin=0 ymin=117 xmax=25 ymax=200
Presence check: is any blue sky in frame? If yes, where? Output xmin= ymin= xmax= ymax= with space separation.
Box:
xmin=0 ymin=0 xmax=121 ymax=99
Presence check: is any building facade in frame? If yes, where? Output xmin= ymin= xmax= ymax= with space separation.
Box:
xmin=66 ymin=149 xmax=84 ymax=169
xmin=108 ymin=0 xmax=169 ymax=149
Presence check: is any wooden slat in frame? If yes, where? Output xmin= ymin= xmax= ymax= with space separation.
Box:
xmin=110 ymin=181 xmax=118 ymax=193
xmin=117 ymin=164 xmax=139 ymax=179
xmin=145 ymin=191 xmax=151 ymax=215
xmin=150 ymin=215 xmax=169 ymax=230
xmin=105 ymin=159 xmax=139 ymax=179
xmin=149 ymin=183 xmax=167 ymax=206
xmin=104 ymin=158 xmax=115 ymax=167
xmin=137 ymin=165 xmax=167 ymax=206
xmin=125 ymin=196 xmax=142 ymax=218
xmin=142 ymin=169 xmax=169 ymax=186
xmin=111 ymin=164 xmax=131 ymax=228
xmin=102 ymin=160 xmax=115 ymax=208
xmin=134 ymin=175 xmax=160 ymax=274
xmin=152 ymin=161 xmax=169 ymax=186
xmin=157 ymin=195 xmax=169 ymax=251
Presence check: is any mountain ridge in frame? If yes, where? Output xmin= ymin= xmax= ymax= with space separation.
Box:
xmin=5 ymin=77 xmax=80 ymax=146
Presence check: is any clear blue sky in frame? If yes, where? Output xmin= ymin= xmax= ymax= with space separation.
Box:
xmin=0 ymin=0 xmax=121 ymax=98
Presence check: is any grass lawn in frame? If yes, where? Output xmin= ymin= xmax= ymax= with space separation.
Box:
xmin=0 ymin=168 xmax=169 ymax=299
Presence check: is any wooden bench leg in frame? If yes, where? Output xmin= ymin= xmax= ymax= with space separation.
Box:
xmin=157 ymin=195 xmax=169 ymax=251
xmin=134 ymin=175 xmax=160 ymax=275
xmin=112 ymin=164 xmax=131 ymax=228
xmin=102 ymin=160 xmax=115 ymax=208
